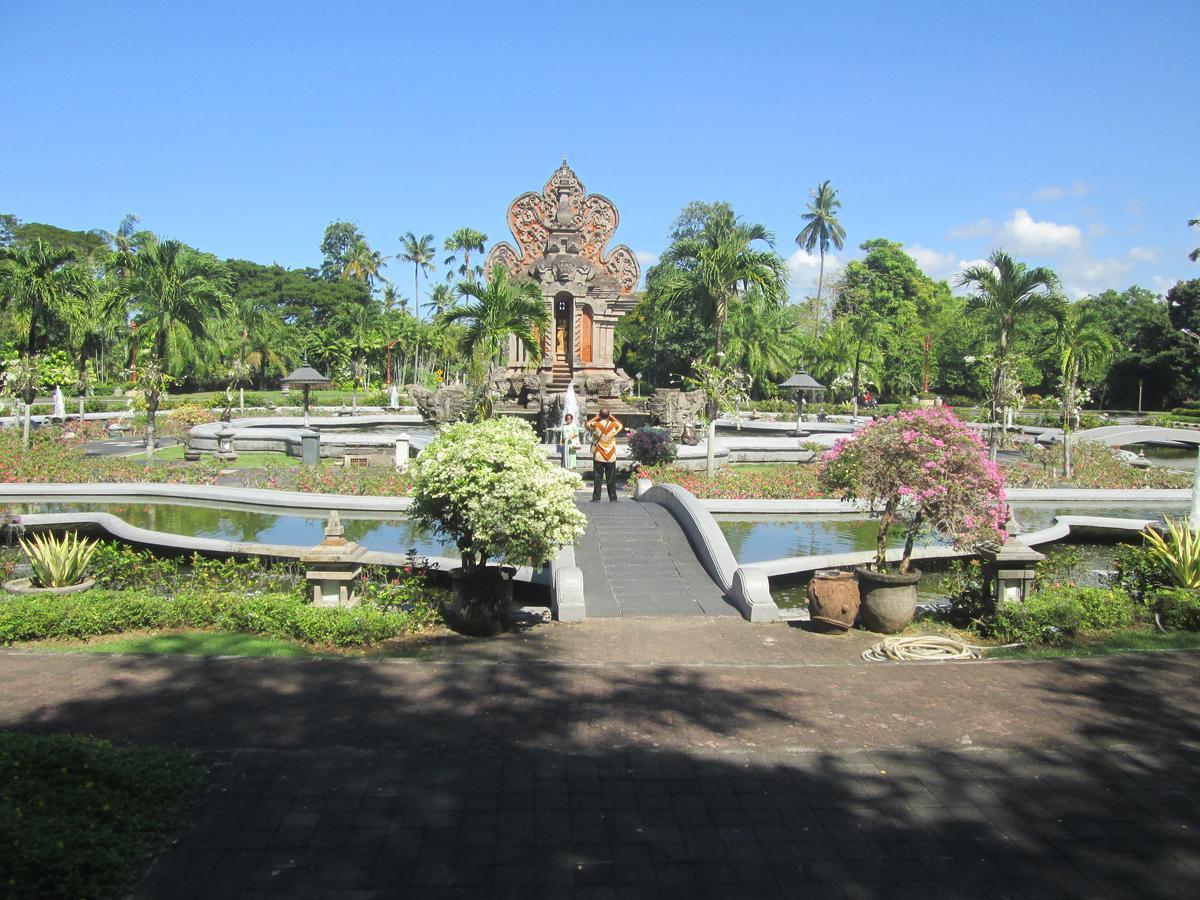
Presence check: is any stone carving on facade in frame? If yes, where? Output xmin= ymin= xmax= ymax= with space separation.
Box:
xmin=485 ymin=160 xmax=640 ymax=296
xmin=645 ymin=388 xmax=706 ymax=440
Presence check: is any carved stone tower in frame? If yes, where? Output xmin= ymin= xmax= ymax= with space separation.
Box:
xmin=485 ymin=160 xmax=640 ymax=391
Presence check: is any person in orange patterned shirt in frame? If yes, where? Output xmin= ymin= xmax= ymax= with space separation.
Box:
xmin=586 ymin=407 xmax=624 ymax=502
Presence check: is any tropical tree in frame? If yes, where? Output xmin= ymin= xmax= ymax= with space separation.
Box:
xmin=319 ymin=221 xmax=366 ymax=281
xmin=0 ymin=239 xmax=89 ymax=400
xmin=1190 ymin=217 xmax=1199 ymax=263
xmin=957 ymin=250 xmax=1064 ymax=450
xmin=443 ymin=228 xmax=487 ymax=283
xmin=723 ymin=289 xmax=804 ymax=394
xmin=428 ymin=283 xmax=453 ymax=317
xmin=399 ymin=232 xmax=437 ymax=318
xmin=381 ymin=284 xmax=407 ymax=314
xmin=115 ymin=237 xmax=233 ymax=454
xmin=340 ymin=237 xmax=387 ymax=288
xmin=442 ymin=267 xmax=549 ymax=374
xmin=1058 ymin=304 xmax=1115 ymax=477
xmin=654 ymin=207 xmax=788 ymax=379
xmin=795 ymin=180 xmax=846 ymax=326
xmin=336 ymin=301 xmax=382 ymax=402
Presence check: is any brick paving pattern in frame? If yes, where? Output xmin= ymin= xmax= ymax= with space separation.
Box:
xmin=1 ymin=627 xmax=1198 ymax=898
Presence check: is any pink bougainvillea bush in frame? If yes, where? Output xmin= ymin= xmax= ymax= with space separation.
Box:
xmin=819 ymin=407 xmax=1007 ymax=574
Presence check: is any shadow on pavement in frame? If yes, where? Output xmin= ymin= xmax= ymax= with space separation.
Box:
xmin=6 ymin=643 xmax=1200 ymax=897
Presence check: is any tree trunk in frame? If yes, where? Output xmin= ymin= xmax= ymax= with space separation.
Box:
xmin=21 ymin=400 xmax=31 ymax=451
xmin=900 ymin=514 xmax=922 ymax=575
xmin=814 ymin=249 xmax=825 ymax=333
xmin=145 ymin=390 xmax=158 ymax=458
xmin=875 ymin=505 xmax=895 ymax=572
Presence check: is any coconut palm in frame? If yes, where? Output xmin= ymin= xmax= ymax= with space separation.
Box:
xmin=428 ymin=283 xmax=453 ymax=317
xmin=443 ymin=267 xmax=550 ymax=372
xmin=1058 ymin=304 xmax=1114 ymax=477
xmin=1190 ymin=217 xmax=1199 ymax=263
xmin=957 ymin=250 xmax=1064 ymax=441
xmin=655 ymin=208 xmax=788 ymax=370
xmin=340 ymin=238 xmax=387 ymax=288
xmin=795 ymin=180 xmax=846 ymax=326
xmin=115 ymin=237 xmax=233 ymax=454
xmin=443 ymin=227 xmax=488 ymax=283
xmin=399 ymin=232 xmax=437 ymax=319
xmin=0 ymin=239 xmax=89 ymax=381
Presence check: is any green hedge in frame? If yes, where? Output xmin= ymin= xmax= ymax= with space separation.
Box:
xmin=1152 ymin=588 xmax=1200 ymax=631
xmin=991 ymin=586 xmax=1138 ymax=645
xmin=0 ymin=589 xmax=439 ymax=647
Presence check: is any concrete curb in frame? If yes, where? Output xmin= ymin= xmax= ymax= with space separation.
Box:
xmin=0 ymin=482 xmax=413 ymax=514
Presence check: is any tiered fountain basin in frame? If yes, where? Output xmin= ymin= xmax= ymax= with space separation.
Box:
xmin=188 ymin=415 xmax=435 ymax=460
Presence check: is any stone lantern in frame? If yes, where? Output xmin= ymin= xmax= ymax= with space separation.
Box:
xmin=980 ymin=541 xmax=1045 ymax=607
xmin=779 ymin=369 xmax=825 ymax=430
xmin=215 ymin=424 xmax=238 ymax=462
xmin=302 ymin=511 xmax=366 ymax=607
xmin=280 ymin=364 xmax=331 ymax=426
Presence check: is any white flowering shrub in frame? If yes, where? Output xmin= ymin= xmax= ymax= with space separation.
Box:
xmin=409 ymin=417 xmax=586 ymax=572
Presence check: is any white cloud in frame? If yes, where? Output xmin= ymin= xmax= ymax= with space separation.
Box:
xmin=786 ymin=248 xmax=840 ymax=296
xmin=1031 ymin=181 xmax=1088 ymax=202
xmin=1128 ymin=245 xmax=1157 ymax=263
xmin=1087 ymin=222 xmax=1110 ymax=238
xmin=905 ymin=244 xmax=958 ymax=276
xmin=947 ymin=217 xmax=994 ymax=240
xmin=634 ymin=250 xmax=659 ymax=267
xmin=1000 ymin=208 xmax=1083 ymax=255
xmin=949 ymin=258 xmax=994 ymax=293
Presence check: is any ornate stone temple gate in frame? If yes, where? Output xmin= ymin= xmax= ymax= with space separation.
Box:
xmin=486 ymin=160 xmax=640 ymax=394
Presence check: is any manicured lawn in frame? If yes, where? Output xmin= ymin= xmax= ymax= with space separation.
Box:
xmin=985 ymin=627 xmax=1200 ymax=659
xmin=151 ymin=446 xmax=304 ymax=468
xmin=0 ymin=731 xmax=203 ymax=899
xmin=55 ymin=629 xmax=316 ymax=657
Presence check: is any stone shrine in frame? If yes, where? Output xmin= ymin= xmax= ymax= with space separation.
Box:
xmin=485 ymin=160 xmax=640 ymax=394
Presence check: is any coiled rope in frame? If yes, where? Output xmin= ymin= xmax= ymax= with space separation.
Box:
xmin=861 ymin=635 xmax=1025 ymax=662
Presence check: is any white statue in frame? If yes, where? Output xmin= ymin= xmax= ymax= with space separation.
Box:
xmin=389 ymin=384 xmax=399 ymax=410
xmin=52 ymin=385 xmax=66 ymax=420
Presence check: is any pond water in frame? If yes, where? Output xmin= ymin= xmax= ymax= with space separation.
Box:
xmin=1131 ymin=445 xmax=1197 ymax=471
xmin=715 ymin=503 xmax=1186 ymax=564
xmin=11 ymin=501 xmax=454 ymax=557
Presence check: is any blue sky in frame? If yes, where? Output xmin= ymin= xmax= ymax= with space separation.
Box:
xmin=1 ymin=0 xmax=1196 ymax=300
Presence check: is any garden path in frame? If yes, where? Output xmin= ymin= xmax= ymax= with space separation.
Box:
xmin=573 ymin=497 xmax=738 ymax=617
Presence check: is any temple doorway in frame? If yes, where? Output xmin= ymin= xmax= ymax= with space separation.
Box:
xmin=554 ymin=293 xmax=572 ymax=362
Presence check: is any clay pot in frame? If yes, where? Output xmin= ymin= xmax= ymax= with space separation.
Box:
xmin=448 ymin=566 xmax=516 ymax=637
xmin=806 ymin=569 xmax=860 ymax=633
xmin=855 ymin=567 xmax=920 ymax=634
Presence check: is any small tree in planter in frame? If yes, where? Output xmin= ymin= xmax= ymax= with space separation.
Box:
xmin=819 ymin=407 xmax=1007 ymax=632
xmin=409 ymin=417 xmax=587 ymax=635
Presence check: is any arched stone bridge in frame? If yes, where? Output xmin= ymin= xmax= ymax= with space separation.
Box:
xmin=1072 ymin=425 xmax=1200 ymax=448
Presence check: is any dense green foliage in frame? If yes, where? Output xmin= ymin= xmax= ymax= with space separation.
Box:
xmin=1152 ymin=588 xmax=1200 ymax=631
xmin=990 ymin=586 xmax=1138 ymax=645
xmin=0 ymin=588 xmax=441 ymax=647
xmin=0 ymin=731 xmax=202 ymax=899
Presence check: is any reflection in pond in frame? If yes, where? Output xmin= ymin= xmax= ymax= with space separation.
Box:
xmin=716 ymin=503 xmax=1184 ymax=564
xmin=15 ymin=501 xmax=454 ymax=557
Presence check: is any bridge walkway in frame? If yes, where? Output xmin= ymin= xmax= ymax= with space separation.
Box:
xmin=573 ymin=498 xmax=739 ymax=618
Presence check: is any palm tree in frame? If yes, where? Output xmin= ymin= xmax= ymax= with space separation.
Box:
xmin=116 ymin=237 xmax=233 ymax=454
xmin=442 ymin=267 xmax=550 ymax=374
xmin=428 ymin=283 xmax=453 ymax=317
xmin=1190 ymin=217 xmax=1199 ymax=263
xmin=723 ymin=290 xmax=804 ymax=394
xmin=958 ymin=250 xmax=1063 ymax=457
xmin=340 ymin=237 xmax=386 ymax=288
xmin=655 ymin=208 xmax=787 ymax=415
xmin=336 ymin=302 xmax=382 ymax=408
xmin=399 ymin=232 xmax=437 ymax=319
xmin=1058 ymin=304 xmax=1114 ymax=477
xmin=443 ymin=228 xmax=488 ymax=283
xmin=0 ymin=239 xmax=89 ymax=400
xmin=795 ymin=180 xmax=846 ymax=327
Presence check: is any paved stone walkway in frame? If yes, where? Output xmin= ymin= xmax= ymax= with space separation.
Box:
xmin=1 ymin=630 xmax=1199 ymax=898
xmin=574 ymin=499 xmax=737 ymax=618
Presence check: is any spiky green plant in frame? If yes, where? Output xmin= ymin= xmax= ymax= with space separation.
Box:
xmin=18 ymin=531 xmax=98 ymax=588
xmin=1143 ymin=517 xmax=1200 ymax=589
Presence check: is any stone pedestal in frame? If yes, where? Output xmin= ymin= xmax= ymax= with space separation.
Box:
xmin=302 ymin=511 xmax=367 ymax=608
xmin=394 ymin=434 xmax=410 ymax=471
xmin=300 ymin=429 xmax=320 ymax=465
